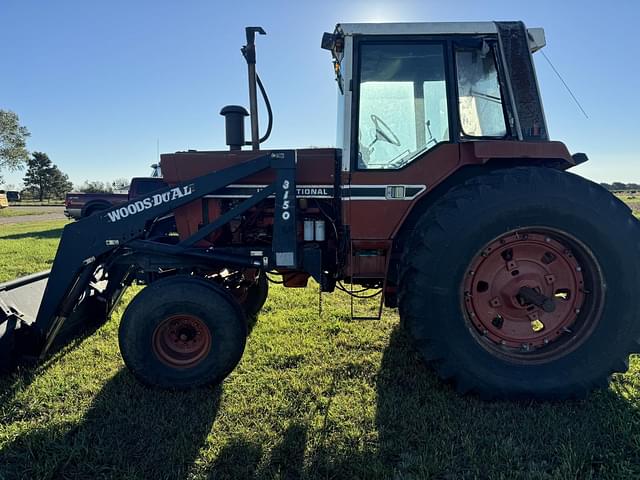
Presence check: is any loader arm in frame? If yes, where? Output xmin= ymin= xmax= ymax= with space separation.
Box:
xmin=0 ymin=151 xmax=297 ymax=364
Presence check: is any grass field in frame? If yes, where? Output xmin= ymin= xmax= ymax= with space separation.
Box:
xmin=1 ymin=216 xmax=640 ymax=479
xmin=9 ymin=200 xmax=65 ymax=207
xmin=0 ymin=208 xmax=56 ymax=218
xmin=616 ymin=193 xmax=640 ymax=218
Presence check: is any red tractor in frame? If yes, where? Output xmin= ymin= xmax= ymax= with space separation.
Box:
xmin=1 ymin=22 xmax=638 ymax=400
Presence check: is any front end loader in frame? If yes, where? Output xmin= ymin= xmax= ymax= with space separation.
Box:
xmin=2 ymin=21 xmax=639 ymax=400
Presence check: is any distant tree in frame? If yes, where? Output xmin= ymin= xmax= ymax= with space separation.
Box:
xmin=0 ymin=110 xmax=30 ymax=183
xmin=611 ymin=182 xmax=626 ymax=191
xmin=627 ymin=183 xmax=640 ymax=191
xmin=23 ymin=152 xmax=72 ymax=201
xmin=599 ymin=183 xmax=613 ymax=191
xmin=20 ymin=186 xmax=39 ymax=200
xmin=48 ymin=166 xmax=73 ymax=198
xmin=23 ymin=152 xmax=52 ymax=201
xmin=78 ymin=180 xmax=113 ymax=194
xmin=112 ymin=177 xmax=130 ymax=192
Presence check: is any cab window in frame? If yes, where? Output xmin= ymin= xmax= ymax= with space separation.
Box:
xmin=356 ymin=43 xmax=449 ymax=170
xmin=456 ymin=45 xmax=507 ymax=137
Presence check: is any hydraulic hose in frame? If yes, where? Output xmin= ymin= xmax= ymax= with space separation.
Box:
xmin=256 ymin=72 xmax=273 ymax=144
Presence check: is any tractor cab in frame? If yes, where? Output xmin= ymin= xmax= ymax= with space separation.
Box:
xmin=321 ymin=22 xmax=548 ymax=172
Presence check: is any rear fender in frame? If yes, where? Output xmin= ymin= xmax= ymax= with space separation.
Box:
xmin=387 ymin=158 xmax=575 ymax=286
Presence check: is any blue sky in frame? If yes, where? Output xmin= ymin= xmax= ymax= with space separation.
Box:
xmin=1 ymin=0 xmax=637 ymax=187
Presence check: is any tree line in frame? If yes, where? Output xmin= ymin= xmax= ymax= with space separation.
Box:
xmin=1 ymin=110 xmax=72 ymax=200
xmin=0 ymin=109 xmax=131 ymax=200
xmin=599 ymin=182 xmax=640 ymax=192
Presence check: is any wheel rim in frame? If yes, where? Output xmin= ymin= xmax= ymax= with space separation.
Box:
xmin=462 ymin=228 xmax=604 ymax=363
xmin=152 ymin=314 xmax=212 ymax=369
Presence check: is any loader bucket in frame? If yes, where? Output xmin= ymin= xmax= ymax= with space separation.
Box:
xmin=0 ymin=271 xmax=50 ymax=325
xmin=0 ymin=269 xmax=111 ymax=371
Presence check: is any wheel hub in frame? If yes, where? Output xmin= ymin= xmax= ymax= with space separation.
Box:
xmin=152 ymin=314 xmax=212 ymax=369
xmin=463 ymin=231 xmax=586 ymax=355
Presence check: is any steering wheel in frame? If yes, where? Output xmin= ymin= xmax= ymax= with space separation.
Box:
xmin=370 ymin=114 xmax=401 ymax=147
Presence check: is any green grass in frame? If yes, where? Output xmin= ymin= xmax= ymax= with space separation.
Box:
xmin=0 ymin=208 xmax=57 ymax=218
xmin=10 ymin=200 xmax=64 ymax=207
xmin=616 ymin=193 xmax=640 ymax=218
xmin=0 ymin=220 xmax=69 ymax=279
xmin=1 ymin=218 xmax=640 ymax=479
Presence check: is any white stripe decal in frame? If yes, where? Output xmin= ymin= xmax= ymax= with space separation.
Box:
xmin=202 ymin=184 xmax=427 ymax=200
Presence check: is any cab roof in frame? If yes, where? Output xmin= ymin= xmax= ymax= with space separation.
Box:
xmin=336 ymin=21 xmax=499 ymax=36
xmin=334 ymin=21 xmax=546 ymax=52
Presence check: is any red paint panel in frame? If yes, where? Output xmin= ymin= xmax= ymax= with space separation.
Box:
xmin=346 ymin=144 xmax=461 ymax=240
xmin=346 ymin=141 xmax=575 ymax=241
xmin=163 ymin=148 xmax=336 ymax=241
xmin=162 ymin=148 xmax=336 ymax=185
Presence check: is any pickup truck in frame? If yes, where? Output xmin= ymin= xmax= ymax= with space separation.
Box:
xmin=64 ymin=177 xmax=166 ymax=220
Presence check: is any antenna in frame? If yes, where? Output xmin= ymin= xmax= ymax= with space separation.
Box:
xmin=540 ymin=50 xmax=589 ymax=120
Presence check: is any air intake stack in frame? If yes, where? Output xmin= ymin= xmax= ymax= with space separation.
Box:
xmin=220 ymin=105 xmax=249 ymax=151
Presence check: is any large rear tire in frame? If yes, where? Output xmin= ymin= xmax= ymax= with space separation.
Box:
xmin=119 ymin=275 xmax=246 ymax=390
xmin=398 ymin=166 xmax=640 ymax=400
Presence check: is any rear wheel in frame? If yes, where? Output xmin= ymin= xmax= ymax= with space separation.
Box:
xmin=82 ymin=204 xmax=108 ymax=218
xmin=399 ymin=166 xmax=640 ymax=399
xmin=119 ymin=275 xmax=246 ymax=389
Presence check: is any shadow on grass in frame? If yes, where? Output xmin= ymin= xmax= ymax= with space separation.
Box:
xmin=209 ymin=422 xmax=308 ymax=479
xmin=0 ymin=298 xmax=116 ymax=408
xmin=1 ymin=226 xmax=65 ymax=241
xmin=0 ymin=369 xmax=222 ymax=479
xmin=246 ymin=313 xmax=259 ymax=335
xmin=353 ymin=330 xmax=640 ymax=477
xmin=208 ymin=327 xmax=640 ymax=479
xmin=2 ymin=326 xmax=640 ymax=479
xmin=0 ymin=312 xmax=258 ymax=479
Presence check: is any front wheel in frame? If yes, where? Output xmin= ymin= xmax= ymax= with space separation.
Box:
xmin=119 ymin=275 xmax=246 ymax=389
xmin=399 ymin=166 xmax=640 ymax=400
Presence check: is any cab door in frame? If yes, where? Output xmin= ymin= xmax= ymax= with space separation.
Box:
xmin=345 ymin=39 xmax=456 ymax=242
xmin=340 ymin=39 xmax=456 ymax=284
